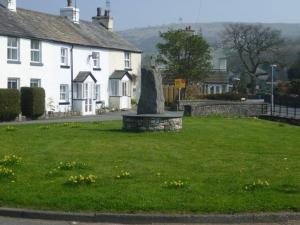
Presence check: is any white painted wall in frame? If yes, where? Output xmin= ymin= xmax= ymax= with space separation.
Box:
xmin=108 ymin=51 xmax=141 ymax=100
xmin=0 ymin=35 xmax=141 ymax=115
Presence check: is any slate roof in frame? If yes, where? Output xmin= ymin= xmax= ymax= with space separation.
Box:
xmin=74 ymin=71 xmax=97 ymax=83
xmin=0 ymin=6 xmax=141 ymax=53
xmin=110 ymin=70 xmax=132 ymax=80
xmin=204 ymin=71 xmax=230 ymax=84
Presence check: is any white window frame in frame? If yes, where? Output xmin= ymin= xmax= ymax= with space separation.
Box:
xmin=61 ymin=48 xmax=69 ymax=66
xmin=30 ymin=40 xmax=42 ymax=63
xmin=92 ymin=52 xmax=100 ymax=69
xmin=7 ymin=78 xmax=20 ymax=89
xmin=30 ymin=79 xmax=41 ymax=88
xmin=7 ymin=37 xmax=19 ymax=61
xmin=124 ymin=52 xmax=131 ymax=69
xmin=60 ymin=84 xmax=69 ymax=102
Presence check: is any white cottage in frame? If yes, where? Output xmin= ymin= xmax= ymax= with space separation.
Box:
xmin=0 ymin=0 xmax=142 ymax=115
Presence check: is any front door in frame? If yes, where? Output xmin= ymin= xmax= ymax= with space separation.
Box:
xmin=84 ymin=83 xmax=93 ymax=114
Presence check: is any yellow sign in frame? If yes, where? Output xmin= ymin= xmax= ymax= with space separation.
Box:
xmin=175 ymin=79 xmax=186 ymax=89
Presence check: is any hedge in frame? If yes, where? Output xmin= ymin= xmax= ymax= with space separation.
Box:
xmin=21 ymin=87 xmax=45 ymax=119
xmin=202 ymin=93 xmax=245 ymax=101
xmin=0 ymin=89 xmax=20 ymax=122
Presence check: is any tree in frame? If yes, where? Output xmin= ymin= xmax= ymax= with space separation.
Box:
xmin=289 ymin=80 xmax=300 ymax=95
xmin=156 ymin=29 xmax=212 ymax=85
xmin=288 ymin=59 xmax=300 ymax=81
xmin=222 ymin=24 xmax=284 ymax=94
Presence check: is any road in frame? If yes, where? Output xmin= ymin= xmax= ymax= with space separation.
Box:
xmin=0 ymin=217 xmax=299 ymax=225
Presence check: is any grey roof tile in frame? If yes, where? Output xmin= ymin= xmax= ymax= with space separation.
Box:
xmin=74 ymin=71 xmax=97 ymax=83
xmin=110 ymin=70 xmax=132 ymax=80
xmin=0 ymin=6 xmax=141 ymax=53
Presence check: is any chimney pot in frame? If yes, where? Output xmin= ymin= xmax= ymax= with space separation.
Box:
xmin=97 ymin=7 xmax=101 ymax=16
xmin=67 ymin=0 xmax=72 ymax=7
xmin=104 ymin=10 xmax=110 ymax=17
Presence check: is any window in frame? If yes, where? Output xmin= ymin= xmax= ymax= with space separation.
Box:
xmin=73 ymin=83 xmax=82 ymax=99
xmin=31 ymin=40 xmax=41 ymax=63
xmin=7 ymin=78 xmax=20 ymax=89
xmin=30 ymin=79 xmax=41 ymax=87
xmin=61 ymin=48 xmax=68 ymax=66
xmin=122 ymin=82 xmax=130 ymax=96
xmin=222 ymin=85 xmax=227 ymax=93
xmin=60 ymin=84 xmax=69 ymax=101
xmin=124 ymin=52 xmax=131 ymax=69
xmin=7 ymin=37 xmax=19 ymax=61
xmin=92 ymin=52 xmax=100 ymax=69
xmin=110 ymin=80 xmax=120 ymax=96
xmin=95 ymin=84 xmax=101 ymax=100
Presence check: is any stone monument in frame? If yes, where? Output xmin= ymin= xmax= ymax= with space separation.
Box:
xmin=123 ymin=67 xmax=183 ymax=132
xmin=137 ymin=68 xmax=165 ymax=114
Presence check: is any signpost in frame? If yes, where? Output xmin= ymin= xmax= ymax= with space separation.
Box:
xmin=175 ymin=79 xmax=186 ymax=101
xmin=175 ymin=79 xmax=186 ymax=111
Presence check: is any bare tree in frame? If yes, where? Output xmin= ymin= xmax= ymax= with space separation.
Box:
xmin=222 ymin=23 xmax=284 ymax=94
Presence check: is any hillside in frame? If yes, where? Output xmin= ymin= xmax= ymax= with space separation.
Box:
xmin=118 ymin=22 xmax=300 ymax=54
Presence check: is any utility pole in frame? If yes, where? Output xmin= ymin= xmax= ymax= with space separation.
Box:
xmin=271 ymin=64 xmax=277 ymax=115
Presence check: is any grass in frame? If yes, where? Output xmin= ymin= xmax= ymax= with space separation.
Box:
xmin=0 ymin=117 xmax=299 ymax=214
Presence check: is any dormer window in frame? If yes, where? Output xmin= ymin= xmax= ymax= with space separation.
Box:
xmin=92 ymin=52 xmax=100 ymax=70
xmin=31 ymin=40 xmax=42 ymax=64
xmin=7 ymin=37 xmax=19 ymax=62
xmin=124 ymin=52 xmax=131 ymax=69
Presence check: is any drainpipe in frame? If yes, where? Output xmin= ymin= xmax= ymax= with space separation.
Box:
xmin=71 ymin=45 xmax=74 ymax=112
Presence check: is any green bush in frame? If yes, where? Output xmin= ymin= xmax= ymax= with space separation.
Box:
xmin=0 ymin=89 xmax=20 ymax=121
xmin=200 ymin=93 xmax=245 ymax=101
xmin=21 ymin=87 xmax=45 ymax=119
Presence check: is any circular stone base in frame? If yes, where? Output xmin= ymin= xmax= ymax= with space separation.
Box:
xmin=123 ymin=113 xmax=183 ymax=132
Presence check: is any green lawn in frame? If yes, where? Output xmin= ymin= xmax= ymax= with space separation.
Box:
xmin=0 ymin=117 xmax=299 ymax=214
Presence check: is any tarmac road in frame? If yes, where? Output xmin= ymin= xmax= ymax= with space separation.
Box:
xmin=0 ymin=217 xmax=299 ymax=225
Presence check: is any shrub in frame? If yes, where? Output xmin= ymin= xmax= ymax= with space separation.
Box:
xmin=200 ymin=93 xmax=244 ymax=101
xmin=0 ymin=89 xmax=20 ymax=122
xmin=21 ymin=87 xmax=45 ymax=119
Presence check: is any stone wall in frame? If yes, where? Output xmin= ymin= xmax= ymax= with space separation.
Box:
xmin=179 ymin=100 xmax=268 ymax=117
xmin=123 ymin=115 xmax=182 ymax=131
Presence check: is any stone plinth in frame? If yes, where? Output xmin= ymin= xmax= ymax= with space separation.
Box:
xmin=123 ymin=113 xmax=183 ymax=132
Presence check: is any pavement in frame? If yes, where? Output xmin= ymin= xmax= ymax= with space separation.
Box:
xmin=0 ymin=216 xmax=299 ymax=225
xmin=0 ymin=111 xmax=128 ymax=126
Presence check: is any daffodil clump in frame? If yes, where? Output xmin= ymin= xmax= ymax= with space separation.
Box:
xmin=63 ymin=122 xmax=82 ymax=128
xmin=163 ymin=180 xmax=186 ymax=189
xmin=5 ymin=126 xmax=16 ymax=132
xmin=66 ymin=174 xmax=97 ymax=185
xmin=115 ymin=171 xmax=131 ymax=179
xmin=0 ymin=154 xmax=22 ymax=166
xmin=39 ymin=126 xmax=50 ymax=130
xmin=243 ymin=179 xmax=270 ymax=191
xmin=0 ymin=166 xmax=15 ymax=178
xmin=47 ymin=161 xmax=88 ymax=176
xmin=58 ymin=161 xmax=88 ymax=170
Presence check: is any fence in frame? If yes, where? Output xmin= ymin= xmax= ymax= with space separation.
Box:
xmin=264 ymin=95 xmax=300 ymax=119
xmin=163 ymin=85 xmax=179 ymax=105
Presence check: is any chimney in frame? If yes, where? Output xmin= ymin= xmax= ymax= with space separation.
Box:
xmin=0 ymin=0 xmax=17 ymax=12
xmin=92 ymin=7 xmax=114 ymax=31
xmin=60 ymin=0 xmax=80 ymax=24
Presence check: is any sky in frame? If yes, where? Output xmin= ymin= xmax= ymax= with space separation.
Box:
xmin=17 ymin=0 xmax=300 ymax=31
